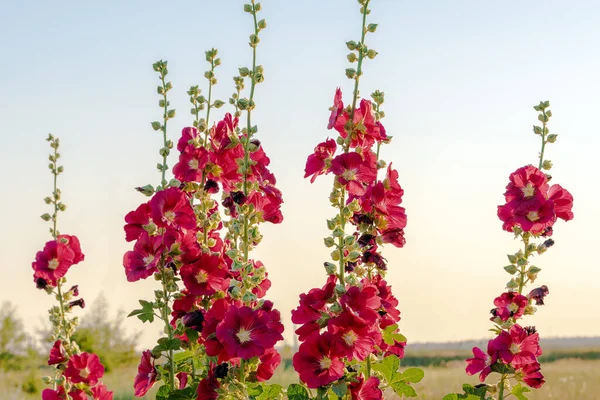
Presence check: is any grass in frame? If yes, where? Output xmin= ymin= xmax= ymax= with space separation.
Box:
xmin=2 ymin=358 xmax=599 ymax=399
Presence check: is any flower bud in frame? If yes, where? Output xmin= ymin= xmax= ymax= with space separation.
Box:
xmin=324 ymin=262 xmax=336 ymax=275
xmin=503 ymin=265 xmax=518 ymax=275
xmin=542 ymin=160 xmax=553 ymax=170
xmin=324 ymin=237 xmax=336 ymax=248
xmin=68 ymin=298 xmax=85 ymax=310
xmin=41 ymin=213 xmax=52 ymax=221
xmin=546 ymin=134 xmax=558 ymax=143
xmin=135 ymin=185 xmax=155 ymax=197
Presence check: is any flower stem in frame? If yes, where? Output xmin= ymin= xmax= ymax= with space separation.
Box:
xmin=160 ymin=75 xmax=169 ymax=188
xmin=538 ymin=110 xmax=548 ymax=170
xmin=517 ymin=233 xmax=530 ymax=295
xmin=338 ymin=189 xmax=346 ymax=286
xmin=160 ymin=266 xmax=175 ymax=392
xmin=349 ymin=0 xmax=371 ymax=122
xmin=498 ymin=374 xmax=506 ymax=399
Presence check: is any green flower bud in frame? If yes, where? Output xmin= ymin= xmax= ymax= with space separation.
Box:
xmin=366 ymin=49 xmax=378 ymax=59
xmin=547 ymin=134 xmax=558 ymax=143
xmin=324 ymin=237 xmax=336 ymax=248
xmin=213 ymin=100 xmax=225 ymax=109
xmin=346 ymin=40 xmax=358 ymax=51
xmin=345 ymin=68 xmax=357 ymax=79
xmin=347 ymin=53 xmax=357 ymax=63
xmin=542 ymin=160 xmax=553 ymax=170
xmin=504 ymin=265 xmax=518 ymax=275
xmin=324 ymin=262 xmax=336 ymax=275
xmin=41 ymin=213 xmax=52 ymax=221
xmin=44 ymin=197 xmax=52 ymax=204
xmin=367 ymin=23 xmax=378 ymax=33
xmin=243 ymin=3 xmax=253 ymax=12
xmin=258 ymin=19 xmax=267 ymax=30
xmin=167 ymin=109 xmax=176 ymax=119
xmin=151 ymin=121 xmax=162 ymax=131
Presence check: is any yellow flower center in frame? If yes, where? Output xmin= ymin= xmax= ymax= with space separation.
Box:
xmin=342 ymin=331 xmax=358 ymax=346
xmin=527 ymin=211 xmax=540 ymax=221
xmin=236 ymin=328 xmax=252 ymax=344
xmin=80 ymin=367 xmax=90 ymax=379
xmin=188 ymin=159 xmax=199 ymax=170
xmin=164 ymin=210 xmax=176 ymax=222
xmin=195 ymin=271 xmax=208 ymax=284
xmin=48 ymin=258 xmax=59 ymax=270
xmin=521 ymin=183 xmax=535 ymax=198
xmin=510 ymin=343 xmax=521 ymax=354
xmin=319 ymin=356 xmax=332 ymax=370
xmin=342 ymin=169 xmax=356 ymax=181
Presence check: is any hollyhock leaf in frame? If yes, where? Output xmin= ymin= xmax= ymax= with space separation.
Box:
xmin=157 ymin=337 xmax=182 ymax=351
xmin=248 ymin=383 xmax=263 ymax=397
xmin=391 ymin=381 xmax=417 ymax=397
xmin=287 ymin=384 xmax=310 ymax=400
xmin=372 ymin=355 xmax=401 ymax=384
xmin=168 ymin=387 xmax=197 ymax=399
xmin=401 ymin=367 xmax=424 ymax=383
xmin=511 ymin=383 xmax=531 ymax=400
xmin=383 ymin=324 xmax=406 ymax=345
xmin=257 ymin=384 xmax=284 ymax=400
xmin=331 ymin=382 xmax=347 ymax=397
xmin=156 ymin=385 xmax=170 ymax=400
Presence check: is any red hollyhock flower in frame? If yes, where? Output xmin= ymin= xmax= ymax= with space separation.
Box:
xmin=64 ymin=352 xmax=105 ymax=386
xmin=340 ymin=284 xmax=381 ymax=325
xmin=490 ymin=292 xmax=529 ymax=322
xmin=247 ymin=187 xmax=283 ymax=224
xmin=32 ymin=239 xmax=75 ymax=287
xmin=173 ymin=146 xmax=211 ymax=183
xmin=58 ymin=234 xmax=84 ymax=264
xmin=216 ymin=305 xmax=283 ymax=359
xmin=342 ymin=99 xmax=386 ymax=149
xmin=490 ymin=324 xmax=542 ymax=368
xmin=293 ymin=332 xmax=344 ymax=388
xmin=328 ymin=310 xmax=380 ymax=361
xmin=123 ymin=232 xmax=163 ymax=282
xmin=48 ymin=340 xmax=67 ymax=365
xmin=528 ymin=285 xmax=550 ymax=306
xmin=249 ymin=146 xmax=277 ymax=184
xmin=304 ymin=139 xmax=337 ymax=183
xmin=133 ymin=350 xmax=157 ymax=397
xmin=331 ymin=153 xmax=377 ymax=196
xmin=203 ymin=298 xmax=234 ymax=361
xmin=381 ymin=228 xmax=406 ymax=248
xmin=92 ymin=383 xmax=114 ymax=400
xmin=124 ymin=203 xmax=152 ymax=242
xmin=256 ymin=347 xmax=281 ymax=381
xmin=197 ymin=367 xmax=220 ymax=400
xmin=465 ymin=343 xmax=495 ymax=382
xmin=548 ymin=184 xmax=574 ymax=221
xmin=180 ymin=253 xmax=230 ymax=296
xmin=177 ymin=371 xmax=189 ymax=389
xmin=177 ymin=126 xmax=200 ymax=152
xmin=150 ymin=187 xmax=196 ymax=230
xmin=503 ymin=165 xmax=549 ymax=204
xmin=328 ymin=88 xmax=345 ymax=131
xmin=370 ymin=276 xmax=401 ymax=328
xmin=348 ymin=375 xmax=383 ymax=400
xmin=520 ymin=362 xmax=545 ymax=388
xmin=42 ymin=387 xmax=66 ymax=400
xmin=498 ymin=196 xmax=556 ymax=234
xmin=291 ymin=275 xmax=337 ymax=337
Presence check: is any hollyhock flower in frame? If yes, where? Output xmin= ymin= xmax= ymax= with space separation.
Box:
xmin=177 ymin=126 xmax=200 ymax=152
xmin=247 ymin=187 xmax=283 ymax=224
xmin=216 ymin=305 xmax=283 ymax=359
xmin=340 ymin=284 xmax=381 ymax=324
xmin=293 ymin=332 xmax=344 ymax=388
xmin=256 ymin=347 xmax=281 ymax=381
xmin=381 ymin=228 xmax=406 ymax=248
xmin=133 ymin=350 xmax=157 ymax=397
xmin=328 ymin=310 xmax=379 ymax=361
xmin=548 ymin=184 xmax=574 ymax=221
xmin=503 ymin=166 xmax=549 ymax=204
xmin=498 ymin=196 xmax=556 ymax=234
xmin=64 ymin=352 xmax=105 ymax=386
xmin=123 ymin=232 xmax=163 ymax=282
xmin=211 ymin=113 xmax=237 ymax=150
xmin=182 ymin=310 xmax=205 ymax=332
xmin=173 ymin=146 xmax=211 ymax=183
xmin=328 ymin=88 xmax=345 ymax=130
xmin=214 ymin=363 xmax=229 ymax=379
xmin=348 ymin=376 xmax=383 ymax=400
xmin=490 ymin=324 xmax=541 ymax=367
xmin=342 ymin=99 xmax=386 ymax=149
xmin=520 ymin=362 xmax=545 ymax=388
xmin=171 ymin=290 xmax=200 ymax=322
xmin=197 ymin=368 xmax=220 ymax=400
xmin=42 ymin=388 xmax=65 ymax=400
xmin=58 ymin=234 xmax=84 ymax=264
xmin=371 ymin=276 xmax=401 ymax=328
xmin=203 ymin=299 xmax=233 ymax=361
xmin=291 ymin=275 xmax=337 ymax=326
xmin=150 ymin=187 xmax=196 ymax=230
xmin=330 ymin=153 xmax=377 ymax=196
xmin=92 ymin=384 xmax=114 ymax=400
xmin=180 ymin=253 xmax=230 ymax=296
xmin=32 ymin=239 xmax=75 ymax=285
xmin=48 ymin=340 xmax=67 ymax=365
xmin=124 ymin=203 xmax=152 ymax=242
xmin=250 ymin=146 xmax=277 ymax=184
xmin=379 ymin=338 xmax=406 ymax=359
xmin=177 ymin=372 xmax=189 ymax=389
xmin=465 ymin=343 xmax=495 ymax=382
xmin=490 ymin=292 xmax=529 ymax=322
xmin=528 ymin=285 xmax=550 ymax=306
xmin=304 ymin=139 xmax=337 ymax=183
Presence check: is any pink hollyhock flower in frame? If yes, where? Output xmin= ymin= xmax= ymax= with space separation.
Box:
xmin=293 ymin=332 xmax=344 ymax=388
xmin=180 ymin=253 xmax=230 ymax=296
xmin=381 ymin=228 xmax=406 ymax=248
xmin=203 ymin=299 xmax=233 ymax=361
xmin=503 ymin=165 xmax=549 ymax=204
xmin=211 ymin=113 xmax=237 ymax=150
xmin=123 ymin=232 xmax=163 ymax=282
xmin=216 ymin=305 xmax=283 ymax=359
xmin=92 ymin=383 xmax=114 ymax=400
xmin=528 ymin=285 xmax=550 ymax=306
xmin=328 ymin=310 xmax=380 ymax=361
xmin=331 ymin=153 xmax=377 ymax=196
xmin=520 ymin=362 xmax=545 ymax=388
xmin=64 ymin=352 xmax=105 ymax=386
xmin=348 ymin=376 xmax=383 ymax=400
xmin=342 ymin=99 xmax=386 ymax=149
xmin=498 ymin=196 xmax=556 ymax=234
xmin=548 ymin=184 xmax=574 ymax=221
xmin=249 ymin=146 xmax=276 ymax=184
xmin=177 ymin=371 xmax=189 ymax=389
xmin=173 ymin=146 xmax=211 ymax=183
xmin=340 ymin=284 xmax=381 ymax=324
xmin=291 ymin=275 xmax=337 ymax=330
xmin=380 ymin=337 xmax=407 ymax=359
xmin=32 ymin=239 xmax=75 ymax=286
xmin=247 ymin=187 xmax=283 ymax=224
xmin=48 ymin=340 xmax=67 ymax=365
xmin=370 ymin=276 xmax=401 ymax=328
xmin=171 ymin=289 xmax=200 ymax=322
xmin=133 ymin=350 xmax=157 ymax=397
xmin=124 ymin=203 xmax=152 ymax=242
xmin=328 ymin=88 xmax=345 ymax=130
xmin=304 ymin=139 xmax=337 ymax=183
xmin=58 ymin=234 xmax=84 ymax=264
xmin=465 ymin=343 xmax=495 ymax=382
xmin=197 ymin=368 xmax=220 ymax=400
xmin=42 ymin=387 xmax=66 ymax=400
xmin=490 ymin=324 xmax=542 ymax=368
xmin=177 ymin=126 xmax=200 ymax=152
xmin=490 ymin=292 xmax=529 ymax=322
xmin=256 ymin=347 xmax=281 ymax=381
xmin=150 ymin=187 xmax=196 ymax=230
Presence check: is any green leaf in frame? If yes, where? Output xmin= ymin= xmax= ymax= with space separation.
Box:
xmin=372 ymin=355 xmax=401 ymax=384
xmin=173 ymin=350 xmax=193 ymax=363
xmin=257 ymin=383 xmax=283 ymax=400
xmin=156 ymin=385 xmax=170 ymax=400
xmin=185 ymin=328 xmax=199 ymax=344
xmin=391 ymin=381 xmax=417 ymax=397
xmin=287 ymin=384 xmax=310 ymax=400
xmin=248 ymin=383 xmax=263 ymax=397
xmin=511 ymin=383 xmax=531 ymax=400
xmin=168 ymin=387 xmax=197 ymax=399
xmin=127 ymin=300 xmax=155 ymax=323
xmin=331 ymin=381 xmax=347 ymax=398
xmin=401 ymin=367 xmax=425 ymax=383
xmin=157 ymin=337 xmax=182 ymax=351
xmin=442 ymin=395 xmax=481 ymax=400
xmin=382 ymin=324 xmax=407 ymax=345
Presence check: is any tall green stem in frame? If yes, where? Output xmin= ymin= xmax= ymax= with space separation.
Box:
xmin=349 ymin=0 xmax=371 ymax=121
xmin=538 ymin=110 xmax=548 ymax=170
xmin=498 ymin=374 xmax=506 ymax=399
xmin=160 ymin=266 xmax=175 ymax=392
xmin=160 ymin=75 xmax=169 ymax=187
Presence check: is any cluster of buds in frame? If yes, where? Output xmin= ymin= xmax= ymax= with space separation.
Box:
xmin=33 ymin=135 xmax=112 ymax=399
xmin=124 ymin=2 xmax=286 ymax=399
xmin=290 ymin=1 xmax=423 ymax=398
xmin=450 ymin=102 xmax=574 ymax=400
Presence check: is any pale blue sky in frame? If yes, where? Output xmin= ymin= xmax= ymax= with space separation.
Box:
xmin=1 ymin=1 xmax=599 ymax=348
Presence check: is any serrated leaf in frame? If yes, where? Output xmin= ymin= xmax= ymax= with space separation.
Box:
xmin=257 ymin=383 xmax=283 ymax=400
xmin=331 ymin=381 xmax=347 ymax=398
xmin=156 ymin=385 xmax=170 ymax=400
xmin=511 ymin=383 xmax=531 ymax=400
xmin=391 ymin=381 xmax=417 ymax=397
xmin=168 ymin=387 xmax=197 ymax=399
xmin=173 ymin=350 xmax=193 ymax=363
xmin=287 ymin=384 xmax=310 ymax=400
xmin=157 ymin=337 xmax=182 ymax=351
xmin=382 ymin=324 xmax=407 ymax=345
xmin=372 ymin=355 xmax=401 ymax=384
xmin=401 ymin=367 xmax=424 ymax=383
xmin=248 ymin=383 xmax=263 ymax=397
